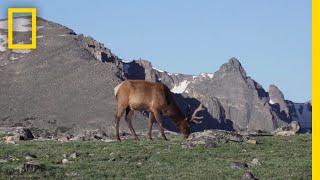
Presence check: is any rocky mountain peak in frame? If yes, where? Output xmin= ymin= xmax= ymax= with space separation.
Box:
xmin=269 ymin=84 xmax=290 ymax=118
xmin=218 ymin=57 xmax=247 ymax=78
xmin=77 ymin=35 xmax=118 ymax=63
xmin=269 ymin=85 xmax=285 ymax=104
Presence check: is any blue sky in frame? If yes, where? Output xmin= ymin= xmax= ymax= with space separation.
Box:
xmin=0 ymin=0 xmax=311 ymax=102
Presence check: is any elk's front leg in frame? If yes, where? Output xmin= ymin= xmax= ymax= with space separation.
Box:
xmin=153 ymin=111 xmax=168 ymax=141
xmin=147 ymin=112 xmax=155 ymax=140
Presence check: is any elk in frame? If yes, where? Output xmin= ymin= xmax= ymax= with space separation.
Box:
xmin=113 ymin=80 xmax=205 ymax=141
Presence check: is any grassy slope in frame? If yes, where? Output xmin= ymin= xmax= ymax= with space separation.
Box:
xmin=0 ymin=134 xmax=311 ymax=179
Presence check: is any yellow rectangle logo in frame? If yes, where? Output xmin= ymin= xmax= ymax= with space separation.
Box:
xmin=7 ymin=8 xmax=37 ymax=49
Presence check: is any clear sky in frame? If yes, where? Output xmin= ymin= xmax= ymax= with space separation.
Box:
xmin=0 ymin=0 xmax=311 ymax=102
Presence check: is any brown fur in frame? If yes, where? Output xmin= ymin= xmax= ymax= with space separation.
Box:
xmin=114 ymin=80 xmax=192 ymax=141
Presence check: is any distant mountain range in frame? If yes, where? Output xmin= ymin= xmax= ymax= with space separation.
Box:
xmin=0 ymin=17 xmax=311 ymax=137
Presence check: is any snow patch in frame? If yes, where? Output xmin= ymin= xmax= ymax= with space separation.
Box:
xmin=37 ymin=26 xmax=44 ymax=30
xmin=167 ymin=72 xmax=180 ymax=76
xmin=200 ymin=73 xmax=214 ymax=78
xmin=192 ymin=73 xmax=214 ymax=80
xmin=0 ymin=18 xmax=44 ymax=32
xmin=269 ymin=99 xmax=275 ymax=104
xmin=207 ymin=73 xmax=214 ymax=78
xmin=171 ymin=80 xmax=190 ymax=94
xmin=0 ymin=18 xmax=30 ymax=32
xmin=121 ymin=59 xmax=132 ymax=63
xmin=9 ymin=56 xmax=18 ymax=61
xmin=12 ymin=49 xmax=31 ymax=54
xmin=294 ymin=103 xmax=311 ymax=129
xmin=153 ymin=67 xmax=164 ymax=73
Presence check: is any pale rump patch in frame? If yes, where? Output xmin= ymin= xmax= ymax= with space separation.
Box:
xmin=114 ymin=82 xmax=124 ymax=96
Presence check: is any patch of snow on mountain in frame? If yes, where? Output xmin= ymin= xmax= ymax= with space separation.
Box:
xmin=12 ymin=49 xmax=31 ymax=54
xmin=192 ymin=73 xmax=214 ymax=80
xmin=294 ymin=103 xmax=311 ymax=129
xmin=171 ymin=80 xmax=190 ymax=94
xmin=37 ymin=26 xmax=44 ymax=30
xmin=167 ymin=72 xmax=180 ymax=76
xmin=207 ymin=73 xmax=214 ymax=78
xmin=122 ymin=59 xmax=132 ymax=63
xmin=200 ymin=73 xmax=214 ymax=78
xmin=153 ymin=67 xmax=164 ymax=73
xmin=9 ymin=55 xmax=18 ymax=61
xmin=0 ymin=33 xmax=7 ymax=52
xmin=0 ymin=18 xmax=30 ymax=32
xmin=269 ymin=99 xmax=275 ymax=104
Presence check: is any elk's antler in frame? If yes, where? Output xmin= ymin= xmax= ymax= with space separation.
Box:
xmin=190 ymin=104 xmax=205 ymax=124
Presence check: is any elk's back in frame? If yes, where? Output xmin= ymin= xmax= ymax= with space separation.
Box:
xmin=115 ymin=80 xmax=171 ymax=111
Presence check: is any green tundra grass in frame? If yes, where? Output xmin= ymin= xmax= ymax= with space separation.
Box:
xmin=0 ymin=134 xmax=311 ymax=179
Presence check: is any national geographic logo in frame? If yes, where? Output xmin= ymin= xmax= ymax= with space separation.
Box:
xmin=7 ymin=8 xmax=37 ymax=50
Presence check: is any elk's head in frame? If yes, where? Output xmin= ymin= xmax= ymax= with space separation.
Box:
xmin=179 ymin=104 xmax=205 ymax=138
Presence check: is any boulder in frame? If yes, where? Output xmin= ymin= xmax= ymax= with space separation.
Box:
xmin=272 ymin=121 xmax=300 ymax=136
xmin=16 ymin=128 xmax=34 ymax=140
xmin=17 ymin=162 xmax=45 ymax=173
xmin=249 ymin=158 xmax=261 ymax=166
xmin=181 ymin=129 xmax=249 ymax=149
xmin=241 ymin=172 xmax=258 ymax=180
xmin=230 ymin=162 xmax=248 ymax=169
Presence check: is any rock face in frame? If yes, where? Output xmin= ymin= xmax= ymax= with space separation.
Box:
xmin=289 ymin=101 xmax=312 ymax=131
xmin=184 ymin=58 xmax=285 ymax=132
xmin=0 ymin=16 xmax=311 ymax=137
xmin=269 ymin=84 xmax=311 ymax=132
xmin=0 ymin=17 xmax=145 ymax=137
xmin=269 ymin=85 xmax=290 ymax=118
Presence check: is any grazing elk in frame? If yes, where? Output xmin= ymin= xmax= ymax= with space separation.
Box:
xmin=113 ymin=80 xmax=205 ymax=141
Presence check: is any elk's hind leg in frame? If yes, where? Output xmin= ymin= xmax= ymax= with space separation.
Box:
xmin=147 ymin=112 xmax=155 ymax=140
xmin=125 ymin=108 xmax=139 ymax=140
xmin=115 ymin=104 xmax=126 ymax=141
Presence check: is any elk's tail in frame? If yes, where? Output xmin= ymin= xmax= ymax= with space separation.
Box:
xmin=114 ymin=82 xmax=124 ymax=97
